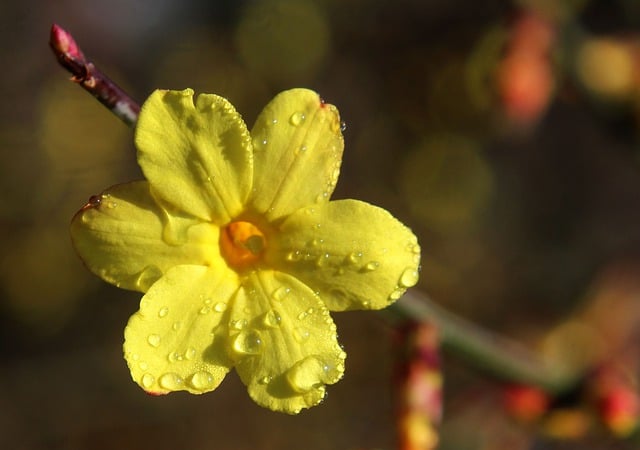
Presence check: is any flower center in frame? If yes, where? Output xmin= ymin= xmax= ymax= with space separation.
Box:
xmin=220 ymin=221 xmax=266 ymax=270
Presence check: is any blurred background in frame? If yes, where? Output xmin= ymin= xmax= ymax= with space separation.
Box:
xmin=2 ymin=0 xmax=640 ymax=448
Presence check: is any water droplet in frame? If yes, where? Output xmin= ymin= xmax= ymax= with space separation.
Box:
xmin=289 ymin=111 xmax=305 ymax=126
xmin=185 ymin=347 xmax=196 ymax=360
xmin=160 ymin=209 xmax=189 ymax=246
xmin=147 ymin=334 xmax=161 ymax=348
xmin=389 ymin=288 xmax=405 ymax=301
xmin=285 ymin=250 xmax=301 ymax=262
xmin=158 ymin=372 xmax=184 ymax=390
xmin=347 ymin=252 xmax=363 ymax=265
xmin=106 ymin=201 xmax=117 ymax=209
xmin=362 ymin=261 xmax=380 ymax=272
xmin=172 ymin=321 xmax=182 ymax=331
xmin=189 ymin=371 xmax=214 ymax=390
xmin=272 ymin=286 xmax=291 ymax=302
xmin=297 ymin=311 xmax=308 ymax=320
xmin=199 ymin=306 xmax=210 ymax=315
xmin=315 ymin=253 xmax=330 ymax=267
xmin=141 ymin=373 xmax=155 ymax=389
xmin=134 ymin=265 xmax=162 ymax=291
xmin=294 ymin=327 xmax=310 ymax=343
xmin=262 ymin=310 xmax=282 ymax=328
xmin=139 ymin=361 xmax=149 ymax=371
xmin=315 ymin=192 xmax=329 ymax=203
xmin=88 ymin=194 xmax=102 ymax=207
xmin=340 ymin=121 xmax=347 ymax=132
xmin=232 ymin=330 xmax=262 ymax=355
xmin=213 ymin=302 xmax=227 ymax=313
xmin=230 ymin=319 xmax=247 ymax=330
xmin=307 ymin=307 xmax=314 ymax=314
xmin=399 ymin=267 xmax=419 ymax=288
xmin=258 ymin=375 xmax=272 ymax=385
xmin=286 ymin=357 xmax=327 ymax=393
xmin=271 ymin=118 xmax=278 ymax=124
xmin=158 ymin=307 xmax=169 ymax=318
xmin=167 ymin=351 xmax=179 ymax=363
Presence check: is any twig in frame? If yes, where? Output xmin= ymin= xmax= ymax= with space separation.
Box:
xmin=392 ymin=290 xmax=577 ymax=394
xmin=49 ymin=24 xmax=140 ymax=127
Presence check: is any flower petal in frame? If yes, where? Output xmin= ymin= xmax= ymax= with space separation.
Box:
xmin=123 ymin=264 xmax=238 ymax=395
xmin=228 ymin=270 xmax=345 ymax=414
xmin=70 ymin=181 xmax=219 ymax=292
xmin=135 ymin=89 xmax=253 ymax=223
xmin=249 ymin=89 xmax=344 ymax=221
xmin=266 ymin=199 xmax=421 ymax=311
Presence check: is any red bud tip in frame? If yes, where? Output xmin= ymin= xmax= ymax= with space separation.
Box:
xmin=50 ymin=24 xmax=85 ymax=61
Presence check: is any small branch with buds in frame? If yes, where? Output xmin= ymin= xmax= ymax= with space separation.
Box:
xmin=49 ymin=24 xmax=140 ymax=127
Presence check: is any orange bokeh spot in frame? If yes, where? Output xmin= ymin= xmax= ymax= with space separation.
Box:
xmin=220 ymin=221 xmax=266 ymax=270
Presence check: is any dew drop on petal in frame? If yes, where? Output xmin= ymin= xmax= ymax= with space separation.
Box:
xmin=189 ymin=371 xmax=214 ymax=390
xmin=272 ymin=286 xmax=291 ymax=302
xmin=399 ymin=267 xmax=419 ymax=288
xmin=158 ymin=307 xmax=169 ymax=318
xmin=286 ymin=357 xmax=326 ymax=393
xmin=141 ymin=373 xmax=155 ymax=389
xmin=258 ymin=375 xmax=272 ymax=385
xmin=213 ymin=302 xmax=227 ymax=313
xmin=158 ymin=372 xmax=184 ymax=390
xmin=262 ymin=310 xmax=282 ymax=328
xmin=389 ymin=288 xmax=405 ymax=301
xmin=147 ymin=334 xmax=161 ymax=348
xmin=172 ymin=321 xmax=182 ymax=331
xmin=286 ymin=250 xmax=301 ymax=262
xmin=232 ymin=330 xmax=263 ymax=355
xmin=294 ymin=327 xmax=310 ymax=343
xmin=289 ymin=111 xmax=305 ymax=126
xmin=134 ymin=265 xmax=163 ymax=291
xmin=230 ymin=319 xmax=247 ymax=331
xmin=362 ymin=261 xmax=380 ymax=272
xmin=184 ymin=347 xmax=196 ymax=360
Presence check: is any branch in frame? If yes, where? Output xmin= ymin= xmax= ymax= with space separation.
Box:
xmin=391 ymin=290 xmax=577 ymax=394
xmin=49 ymin=24 xmax=140 ymax=127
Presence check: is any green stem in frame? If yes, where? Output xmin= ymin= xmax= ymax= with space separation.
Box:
xmin=390 ymin=290 xmax=577 ymax=394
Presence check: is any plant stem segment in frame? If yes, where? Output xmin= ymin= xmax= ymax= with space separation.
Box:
xmin=49 ymin=24 xmax=140 ymax=127
xmin=393 ymin=290 xmax=577 ymax=394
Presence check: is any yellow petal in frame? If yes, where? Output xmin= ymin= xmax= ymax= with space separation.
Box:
xmin=248 ymin=88 xmax=344 ymax=221
xmin=228 ymin=270 xmax=345 ymax=414
xmin=70 ymin=181 xmax=219 ymax=292
xmin=135 ymin=89 xmax=253 ymax=223
xmin=123 ymin=264 xmax=238 ymax=395
xmin=266 ymin=199 xmax=421 ymax=311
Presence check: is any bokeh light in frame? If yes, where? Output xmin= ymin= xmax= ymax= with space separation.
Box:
xmin=235 ymin=0 xmax=330 ymax=86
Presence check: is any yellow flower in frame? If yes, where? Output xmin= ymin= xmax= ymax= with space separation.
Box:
xmin=71 ymin=88 xmax=421 ymax=414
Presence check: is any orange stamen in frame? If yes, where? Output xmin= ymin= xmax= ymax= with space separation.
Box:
xmin=220 ymin=221 xmax=266 ymax=270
